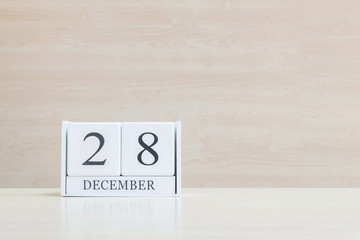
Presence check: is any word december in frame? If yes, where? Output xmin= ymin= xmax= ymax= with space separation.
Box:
xmin=83 ymin=179 xmax=155 ymax=191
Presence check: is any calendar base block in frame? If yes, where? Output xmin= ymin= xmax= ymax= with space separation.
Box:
xmin=64 ymin=176 xmax=177 ymax=196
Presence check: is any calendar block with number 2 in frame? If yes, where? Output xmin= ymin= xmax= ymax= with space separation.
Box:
xmin=61 ymin=121 xmax=181 ymax=196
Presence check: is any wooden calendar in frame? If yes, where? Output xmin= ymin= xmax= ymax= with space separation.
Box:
xmin=61 ymin=121 xmax=181 ymax=196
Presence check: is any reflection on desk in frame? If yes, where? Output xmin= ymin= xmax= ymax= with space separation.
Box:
xmin=62 ymin=196 xmax=180 ymax=235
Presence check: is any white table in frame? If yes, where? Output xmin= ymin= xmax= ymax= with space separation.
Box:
xmin=0 ymin=188 xmax=359 ymax=239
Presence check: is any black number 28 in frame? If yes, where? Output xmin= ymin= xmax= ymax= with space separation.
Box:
xmin=82 ymin=132 xmax=106 ymax=165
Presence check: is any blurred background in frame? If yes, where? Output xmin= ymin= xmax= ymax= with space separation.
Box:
xmin=1 ymin=0 xmax=360 ymax=187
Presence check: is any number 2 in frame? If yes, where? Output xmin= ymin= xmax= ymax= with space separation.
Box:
xmin=82 ymin=132 xmax=106 ymax=165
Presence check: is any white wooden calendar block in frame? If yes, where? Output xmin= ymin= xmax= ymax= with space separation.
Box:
xmin=67 ymin=122 xmax=121 ymax=176
xmin=61 ymin=121 xmax=181 ymax=197
xmin=121 ymin=122 xmax=175 ymax=176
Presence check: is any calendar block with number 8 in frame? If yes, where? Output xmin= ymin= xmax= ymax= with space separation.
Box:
xmin=61 ymin=121 xmax=181 ymax=196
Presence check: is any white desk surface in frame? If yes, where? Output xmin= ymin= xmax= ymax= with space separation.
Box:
xmin=0 ymin=188 xmax=359 ymax=240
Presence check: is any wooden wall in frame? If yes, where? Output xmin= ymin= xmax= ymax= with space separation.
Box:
xmin=1 ymin=0 xmax=360 ymax=187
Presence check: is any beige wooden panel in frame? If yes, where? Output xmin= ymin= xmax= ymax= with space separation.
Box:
xmin=1 ymin=0 xmax=360 ymax=187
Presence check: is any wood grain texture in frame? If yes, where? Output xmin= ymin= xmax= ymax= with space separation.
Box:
xmin=1 ymin=0 xmax=360 ymax=187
